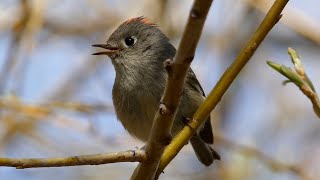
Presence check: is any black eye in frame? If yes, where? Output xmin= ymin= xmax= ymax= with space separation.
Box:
xmin=124 ymin=36 xmax=137 ymax=47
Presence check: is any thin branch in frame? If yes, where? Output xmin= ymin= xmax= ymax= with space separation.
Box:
xmin=157 ymin=0 xmax=289 ymax=177
xmin=0 ymin=150 xmax=146 ymax=169
xmin=131 ymin=0 xmax=214 ymax=179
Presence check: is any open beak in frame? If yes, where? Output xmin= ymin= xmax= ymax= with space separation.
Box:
xmin=92 ymin=44 xmax=121 ymax=55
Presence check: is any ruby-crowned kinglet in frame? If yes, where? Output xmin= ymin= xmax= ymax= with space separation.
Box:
xmin=93 ymin=17 xmax=220 ymax=166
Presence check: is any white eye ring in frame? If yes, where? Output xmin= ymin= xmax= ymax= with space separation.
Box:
xmin=124 ymin=36 xmax=137 ymax=47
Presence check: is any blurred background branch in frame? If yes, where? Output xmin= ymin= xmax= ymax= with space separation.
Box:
xmin=0 ymin=0 xmax=31 ymax=93
xmin=215 ymin=133 xmax=313 ymax=180
xmin=244 ymin=0 xmax=320 ymax=45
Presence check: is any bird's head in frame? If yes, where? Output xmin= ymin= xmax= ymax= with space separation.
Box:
xmin=93 ymin=17 xmax=175 ymax=67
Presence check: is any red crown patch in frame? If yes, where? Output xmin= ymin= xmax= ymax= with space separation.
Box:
xmin=125 ymin=16 xmax=156 ymax=26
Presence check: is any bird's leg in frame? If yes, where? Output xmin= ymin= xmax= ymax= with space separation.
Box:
xmin=182 ymin=116 xmax=191 ymax=125
xmin=140 ymin=145 xmax=146 ymax=151
xmin=139 ymin=135 xmax=172 ymax=150
xmin=182 ymin=116 xmax=195 ymax=145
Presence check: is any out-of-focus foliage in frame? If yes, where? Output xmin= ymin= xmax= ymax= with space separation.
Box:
xmin=0 ymin=0 xmax=319 ymax=179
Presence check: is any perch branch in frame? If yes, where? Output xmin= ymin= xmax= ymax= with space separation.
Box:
xmin=131 ymin=0 xmax=213 ymax=179
xmin=157 ymin=0 xmax=289 ymax=177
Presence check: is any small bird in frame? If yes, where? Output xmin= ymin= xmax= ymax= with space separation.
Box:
xmin=92 ymin=17 xmax=220 ymax=166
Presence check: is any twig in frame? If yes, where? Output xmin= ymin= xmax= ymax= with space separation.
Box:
xmin=0 ymin=150 xmax=146 ymax=169
xmin=157 ymin=0 xmax=289 ymax=177
xmin=131 ymin=0 xmax=213 ymax=179
xmin=267 ymin=48 xmax=320 ymax=118
xmin=215 ymin=134 xmax=313 ymax=180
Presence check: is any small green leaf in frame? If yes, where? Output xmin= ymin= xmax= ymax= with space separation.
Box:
xmin=305 ymin=75 xmax=316 ymax=92
xmin=267 ymin=61 xmax=284 ymax=74
xmin=288 ymin=47 xmax=301 ymax=64
xmin=267 ymin=60 xmax=304 ymax=87
xmin=282 ymin=80 xmax=292 ymax=86
xmin=280 ymin=66 xmax=304 ymax=86
xmin=288 ymin=47 xmax=305 ymax=76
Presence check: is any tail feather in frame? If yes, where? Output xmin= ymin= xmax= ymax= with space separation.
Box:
xmin=190 ymin=134 xmax=220 ymax=166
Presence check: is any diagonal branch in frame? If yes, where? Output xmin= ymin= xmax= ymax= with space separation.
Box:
xmin=0 ymin=150 xmax=146 ymax=169
xmin=157 ymin=0 xmax=289 ymax=177
xmin=131 ymin=0 xmax=214 ymax=179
